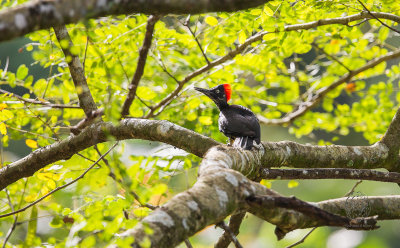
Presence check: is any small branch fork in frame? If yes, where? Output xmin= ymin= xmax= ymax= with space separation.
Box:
xmin=121 ymin=15 xmax=160 ymax=117
xmin=261 ymin=168 xmax=400 ymax=183
xmin=216 ymin=221 xmax=244 ymax=248
xmin=215 ymin=212 xmax=246 ymax=248
xmin=356 ymin=0 xmax=400 ymax=34
xmin=246 ymin=195 xmax=378 ymax=237
xmin=183 ymin=15 xmax=210 ymax=64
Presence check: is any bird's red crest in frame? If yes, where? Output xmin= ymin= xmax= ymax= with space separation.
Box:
xmin=223 ymin=84 xmax=232 ymax=102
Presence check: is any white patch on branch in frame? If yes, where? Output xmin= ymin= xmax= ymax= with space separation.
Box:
xmin=223 ymin=172 xmax=238 ymax=187
xmin=353 ymin=147 xmax=362 ymax=156
xmin=145 ymin=210 xmax=174 ymax=227
xmin=215 ymin=186 xmax=228 ymax=208
xmin=187 ymin=200 xmax=199 ymax=211
xmin=286 ymin=146 xmax=291 ymax=155
xmin=15 ymin=14 xmax=27 ymax=29
xmin=157 ymin=121 xmax=171 ymax=136
xmin=39 ymin=4 xmax=54 ymax=14
xmin=182 ymin=218 xmax=189 ymax=230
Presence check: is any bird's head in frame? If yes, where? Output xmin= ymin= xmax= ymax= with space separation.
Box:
xmin=195 ymin=84 xmax=232 ymax=108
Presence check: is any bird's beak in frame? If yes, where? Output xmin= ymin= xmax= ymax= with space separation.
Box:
xmin=194 ymin=87 xmax=214 ymax=99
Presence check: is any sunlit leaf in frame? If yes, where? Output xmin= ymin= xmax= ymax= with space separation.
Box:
xmin=205 ymin=16 xmax=218 ymax=26
xmin=26 ymin=139 xmax=38 ymax=148
xmin=288 ymin=180 xmax=299 ymax=188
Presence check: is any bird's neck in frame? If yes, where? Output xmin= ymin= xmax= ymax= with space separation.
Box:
xmin=215 ymin=101 xmax=229 ymax=110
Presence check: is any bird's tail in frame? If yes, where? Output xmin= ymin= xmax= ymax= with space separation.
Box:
xmin=233 ymin=136 xmax=254 ymax=150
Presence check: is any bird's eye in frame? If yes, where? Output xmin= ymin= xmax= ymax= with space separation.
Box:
xmin=216 ymin=90 xmax=220 ymax=93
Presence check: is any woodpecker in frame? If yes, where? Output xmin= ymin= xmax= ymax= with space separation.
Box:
xmin=195 ymin=84 xmax=261 ymax=150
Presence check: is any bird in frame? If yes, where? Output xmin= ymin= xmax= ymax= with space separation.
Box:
xmin=194 ymin=84 xmax=261 ymax=150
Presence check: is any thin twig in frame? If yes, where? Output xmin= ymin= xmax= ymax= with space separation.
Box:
xmin=93 ymin=145 xmax=156 ymax=210
xmin=0 ymin=89 xmax=80 ymax=109
xmin=184 ymin=239 xmax=193 ymax=248
xmin=312 ymin=43 xmax=351 ymax=72
xmin=121 ymin=15 xmax=160 ymax=117
xmin=82 ymin=34 xmax=89 ymax=75
xmin=285 ymin=227 xmax=317 ymax=248
xmin=6 ymin=125 xmax=57 ymax=140
xmin=183 ymin=15 xmax=210 ymax=64
xmin=261 ymin=168 xmax=400 ymax=184
xmin=215 ymin=212 xmax=246 ymax=248
xmin=216 ymin=221 xmax=244 ymax=248
xmin=0 ymin=142 xmax=118 ymax=219
xmin=345 ymin=180 xmax=363 ymax=197
xmin=356 ymin=0 xmax=400 ymax=34
xmin=2 ymin=189 xmax=18 ymax=248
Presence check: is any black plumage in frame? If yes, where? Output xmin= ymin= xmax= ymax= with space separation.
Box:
xmin=195 ymin=84 xmax=261 ymax=150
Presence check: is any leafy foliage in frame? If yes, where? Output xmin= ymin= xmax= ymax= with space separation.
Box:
xmin=1 ymin=0 xmax=400 ymax=246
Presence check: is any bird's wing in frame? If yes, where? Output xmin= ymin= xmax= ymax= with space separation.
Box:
xmin=219 ymin=110 xmax=259 ymax=138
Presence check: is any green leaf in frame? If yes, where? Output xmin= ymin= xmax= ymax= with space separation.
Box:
xmin=264 ymin=5 xmax=274 ymax=16
xmin=205 ymin=16 xmax=218 ymax=26
xmin=199 ymin=116 xmax=213 ymax=125
xmin=288 ymin=180 xmax=299 ymax=188
xmin=16 ymin=64 xmax=28 ymax=80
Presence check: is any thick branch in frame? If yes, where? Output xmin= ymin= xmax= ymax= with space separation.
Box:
xmin=0 ymin=119 xmax=219 ymax=190
xmin=247 ymin=195 xmax=378 ymax=231
xmin=54 ymin=25 xmax=97 ymax=116
xmin=124 ymin=146 xmax=400 ymax=247
xmin=251 ymin=195 xmax=400 ymax=236
xmin=121 ymin=15 xmax=160 ymax=117
xmin=261 ymin=168 xmax=400 ymax=183
xmin=1 ymin=127 xmax=397 ymax=192
xmin=0 ymin=0 xmax=270 ymax=43
xmin=380 ymin=101 xmax=400 ymax=162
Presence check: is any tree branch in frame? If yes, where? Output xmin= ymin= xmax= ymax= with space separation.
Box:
xmin=261 ymin=168 xmax=400 ymax=183
xmin=0 ymin=89 xmax=80 ymax=109
xmin=2 ymin=189 xmax=18 ymax=248
xmin=246 ymin=195 xmax=378 ymax=232
xmin=285 ymin=227 xmax=317 ymax=248
xmin=121 ymin=15 xmax=160 ymax=117
xmin=216 ymin=221 xmax=244 ymax=248
xmin=215 ymin=212 xmax=246 ymax=248
xmin=123 ymin=145 xmax=399 ymax=247
xmin=0 ymin=119 xmax=219 ymax=190
xmin=356 ymin=0 xmax=400 ymax=34
xmin=0 ymin=0 xmax=271 ymax=43
xmin=53 ymin=25 xmax=97 ymax=117
xmin=1 ymin=120 xmax=398 ymax=191
xmin=380 ymin=98 xmax=400 ymax=163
